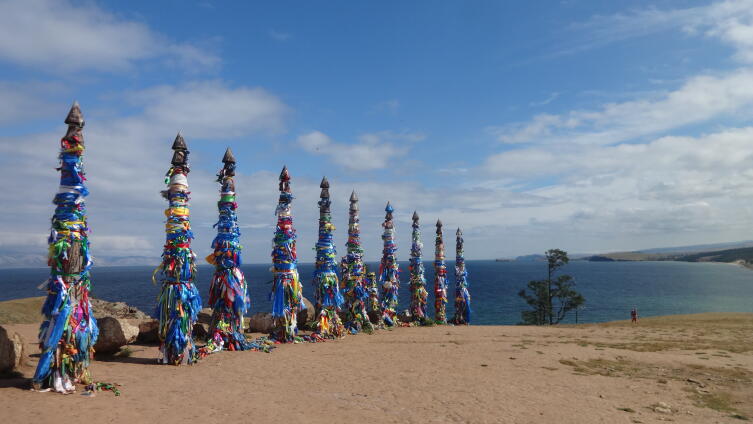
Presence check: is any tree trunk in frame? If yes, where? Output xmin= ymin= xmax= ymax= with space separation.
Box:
xmin=547 ymin=266 xmax=553 ymax=325
xmin=63 ymin=242 xmax=83 ymax=282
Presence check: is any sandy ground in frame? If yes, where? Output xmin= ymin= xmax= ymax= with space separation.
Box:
xmin=1 ymin=313 xmax=752 ymax=424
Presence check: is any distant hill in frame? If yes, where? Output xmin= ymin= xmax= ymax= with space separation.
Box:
xmin=635 ymin=240 xmax=753 ymax=254
xmin=583 ymin=240 xmax=753 ymax=262
xmin=586 ymin=251 xmax=674 ymax=261
xmin=587 ymin=255 xmax=616 ymax=262
xmin=514 ymin=254 xmax=546 ymax=262
xmin=674 ymin=246 xmax=753 ymax=264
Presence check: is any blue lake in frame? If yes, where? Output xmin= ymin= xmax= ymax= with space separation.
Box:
xmin=2 ymin=260 xmax=752 ymax=325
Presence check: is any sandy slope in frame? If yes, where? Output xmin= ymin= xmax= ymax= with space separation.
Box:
xmin=1 ymin=314 xmax=752 ymax=424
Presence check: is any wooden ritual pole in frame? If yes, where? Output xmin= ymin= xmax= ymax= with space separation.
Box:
xmin=409 ymin=211 xmax=429 ymax=323
xmin=452 ymin=228 xmax=471 ymax=325
xmin=33 ymin=102 xmax=98 ymax=392
xmin=340 ymin=191 xmax=373 ymax=333
xmin=379 ymin=202 xmax=400 ymax=327
xmin=154 ymin=133 xmax=202 ymax=365
xmin=312 ymin=177 xmax=345 ymax=338
xmin=433 ymin=219 xmax=448 ymax=324
xmin=270 ymin=166 xmax=303 ymax=342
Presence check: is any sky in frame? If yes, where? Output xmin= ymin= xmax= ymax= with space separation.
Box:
xmin=2 ymin=0 xmax=753 ymax=266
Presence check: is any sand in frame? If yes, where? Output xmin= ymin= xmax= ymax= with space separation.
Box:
xmin=1 ymin=313 xmax=752 ymax=424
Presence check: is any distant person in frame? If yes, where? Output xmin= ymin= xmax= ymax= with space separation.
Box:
xmin=630 ymin=307 xmax=638 ymax=323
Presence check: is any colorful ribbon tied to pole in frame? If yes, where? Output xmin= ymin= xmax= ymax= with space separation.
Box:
xmin=409 ymin=211 xmax=429 ymax=324
xmin=153 ymin=133 xmax=202 ymax=365
xmin=366 ymin=270 xmax=380 ymax=324
xmin=433 ymin=219 xmax=448 ymax=324
xmin=379 ymin=202 xmax=400 ymax=327
xmin=452 ymin=228 xmax=471 ymax=325
xmin=270 ymin=166 xmax=304 ymax=342
xmin=204 ymin=148 xmax=260 ymax=352
xmin=312 ymin=177 xmax=345 ymax=339
xmin=33 ymin=102 xmax=98 ymax=393
xmin=340 ymin=191 xmax=373 ymax=334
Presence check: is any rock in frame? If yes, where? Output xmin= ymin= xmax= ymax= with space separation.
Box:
xmin=653 ymin=402 xmax=672 ymax=414
xmin=247 ymin=313 xmax=275 ymax=333
xmin=398 ymin=309 xmax=411 ymax=322
xmin=686 ymin=378 xmax=705 ymax=387
xmin=136 ymin=319 xmax=159 ymax=343
xmin=192 ymin=323 xmax=208 ymax=340
xmin=90 ymin=299 xmax=157 ymax=345
xmin=367 ymin=309 xmax=381 ymax=325
xmin=297 ymin=297 xmax=316 ymax=326
xmin=94 ymin=317 xmax=139 ymax=354
xmin=0 ymin=325 xmax=25 ymax=372
xmin=91 ymin=298 xmax=149 ymax=320
xmin=197 ymin=308 xmax=213 ymax=325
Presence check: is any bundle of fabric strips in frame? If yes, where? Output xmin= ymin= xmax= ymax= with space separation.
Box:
xmin=366 ymin=270 xmax=380 ymax=321
xmin=202 ymin=148 xmax=273 ymax=353
xmin=312 ymin=177 xmax=345 ymax=339
xmin=340 ymin=191 xmax=373 ymax=334
xmin=433 ymin=220 xmax=448 ymax=324
xmin=33 ymin=102 xmax=99 ymax=394
xmin=378 ymin=202 xmax=400 ymax=327
xmin=153 ymin=133 xmax=202 ymax=365
xmin=408 ymin=211 xmax=429 ymax=324
xmin=270 ymin=166 xmax=305 ymax=342
xmin=453 ymin=228 xmax=471 ymax=325
xmin=84 ymin=382 xmax=121 ymax=397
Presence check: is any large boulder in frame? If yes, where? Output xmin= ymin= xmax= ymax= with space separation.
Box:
xmin=298 ymin=297 xmax=316 ymax=326
xmin=250 ymin=297 xmax=316 ymax=334
xmin=368 ymin=310 xmax=381 ymax=325
xmin=94 ymin=317 xmax=139 ymax=354
xmin=0 ymin=325 xmax=24 ymax=373
xmin=398 ymin=309 xmax=411 ymax=323
xmin=91 ymin=298 xmax=149 ymax=320
xmin=197 ymin=308 xmax=213 ymax=325
xmin=136 ymin=319 xmax=159 ymax=343
xmin=91 ymin=299 xmax=157 ymax=344
xmin=247 ymin=313 xmax=275 ymax=333
xmin=192 ymin=323 xmax=208 ymax=340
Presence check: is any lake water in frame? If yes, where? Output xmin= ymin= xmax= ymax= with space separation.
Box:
xmin=2 ymin=260 xmax=753 ymax=325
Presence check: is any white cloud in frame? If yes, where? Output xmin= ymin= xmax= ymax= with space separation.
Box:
xmin=8 ymin=1 xmax=753 ymax=265
xmin=0 ymin=82 xmax=67 ymax=124
xmin=481 ymin=127 xmax=753 ymax=249
xmin=373 ymin=99 xmax=400 ymax=114
xmin=0 ymin=80 xmax=290 ymax=266
xmin=268 ymin=29 xmax=292 ymax=41
xmin=0 ymin=0 xmax=219 ymax=72
xmin=494 ymin=68 xmax=753 ymax=145
xmin=297 ymin=130 xmax=417 ymax=171
xmin=8 ymin=117 xmax=753 ymax=263
xmin=128 ymin=81 xmax=289 ymax=137
xmin=473 ymin=1 xmax=753 ymax=255
xmin=564 ymin=0 xmax=753 ymax=60
xmin=486 ymin=127 xmax=753 ymax=181
xmin=529 ymin=92 xmax=561 ymax=107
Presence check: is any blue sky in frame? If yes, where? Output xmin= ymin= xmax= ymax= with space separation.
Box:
xmin=2 ymin=0 xmax=753 ymax=266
